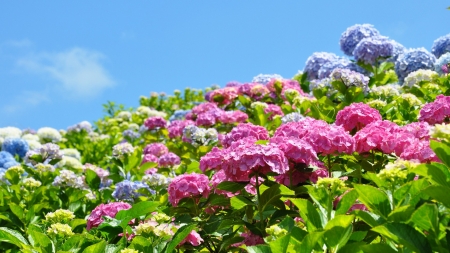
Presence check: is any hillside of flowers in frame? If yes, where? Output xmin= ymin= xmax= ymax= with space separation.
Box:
xmin=1 ymin=24 xmax=450 ymax=253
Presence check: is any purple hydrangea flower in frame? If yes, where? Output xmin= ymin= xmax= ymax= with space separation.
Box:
xmin=340 ymin=24 xmax=380 ymax=56
xmin=2 ymin=138 xmax=29 ymax=158
xmin=112 ymin=180 xmax=154 ymax=201
xmin=281 ymin=112 xmax=305 ymax=124
xmin=122 ymin=129 xmax=140 ymax=141
xmin=431 ymin=33 xmax=450 ymax=58
xmin=317 ymin=57 xmax=364 ymax=79
xmin=225 ymin=81 xmax=242 ymax=87
xmin=395 ymin=48 xmax=437 ymax=82
xmin=353 ymin=36 xmax=394 ymax=65
xmin=387 ymin=40 xmax=406 ymax=63
xmin=331 ymin=68 xmax=370 ymax=94
xmin=168 ymin=110 xmax=192 ymax=122
xmin=304 ymin=52 xmax=340 ymax=80
xmin=67 ymin=121 xmax=93 ymax=133
xmin=252 ymin=74 xmax=283 ymax=85
xmin=25 ymin=143 xmax=63 ymax=165
xmin=435 ymin=52 xmax=450 ymax=75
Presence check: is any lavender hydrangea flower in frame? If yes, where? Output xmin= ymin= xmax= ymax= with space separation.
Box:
xmin=431 ymin=33 xmax=450 ymax=58
xmin=281 ymin=113 xmax=305 ymax=124
xmin=0 ymin=151 xmax=19 ymax=169
xmin=67 ymin=121 xmax=93 ymax=133
xmin=387 ymin=40 xmax=406 ymax=63
xmin=353 ymin=36 xmax=394 ymax=65
xmin=53 ymin=169 xmax=87 ymax=189
xmin=435 ymin=52 xmax=450 ymax=75
xmin=225 ymin=81 xmax=242 ymax=87
xmin=395 ymin=48 xmax=437 ymax=83
xmin=25 ymin=143 xmax=63 ymax=165
xmin=122 ymin=129 xmax=141 ymax=141
xmin=317 ymin=57 xmax=365 ymax=79
xmin=169 ymin=110 xmax=192 ymax=122
xmin=340 ymin=24 xmax=380 ymax=56
xmin=252 ymin=74 xmax=283 ymax=85
xmin=182 ymin=125 xmax=218 ymax=147
xmin=112 ymin=180 xmax=154 ymax=201
xmin=331 ymin=68 xmax=370 ymax=94
xmin=2 ymin=138 xmax=29 ymax=158
xmin=112 ymin=143 xmax=135 ymax=159
xmin=304 ymin=52 xmax=339 ymax=80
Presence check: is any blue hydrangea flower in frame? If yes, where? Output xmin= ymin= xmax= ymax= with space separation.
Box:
xmin=122 ymin=129 xmax=141 ymax=141
xmin=353 ymin=36 xmax=394 ymax=65
xmin=317 ymin=57 xmax=364 ymax=79
xmin=304 ymin=52 xmax=339 ymax=80
xmin=0 ymin=151 xmax=19 ymax=169
xmin=435 ymin=52 xmax=450 ymax=75
xmin=387 ymin=40 xmax=406 ymax=63
xmin=340 ymin=24 xmax=380 ymax=56
xmin=252 ymin=74 xmax=283 ymax=84
xmin=395 ymin=48 xmax=437 ymax=83
xmin=112 ymin=180 xmax=154 ymax=201
xmin=168 ymin=110 xmax=192 ymax=122
xmin=281 ymin=113 xmax=305 ymax=124
xmin=431 ymin=33 xmax=450 ymax=58
xmin=67 ymin=121 xmax=93 ymax=133
xmin=331 ymin=68 xmax=370 ymax=94
xmin=2 ymin=138 xmax=29 ymax=158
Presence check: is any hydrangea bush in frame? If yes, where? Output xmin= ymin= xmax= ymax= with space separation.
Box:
xmin=0 ymin=23 xmax=450 ymax=253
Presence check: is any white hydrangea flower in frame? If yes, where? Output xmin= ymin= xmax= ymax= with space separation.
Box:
xmin=61 ymin=149 xmax=81 ymax=161
xmin=403 ymin=69 xmax=439 ymax=88
xmin=0 ymin=127 xmax=22 ymax=139
xmin=37 ymin=127 xmax=62 ymax=143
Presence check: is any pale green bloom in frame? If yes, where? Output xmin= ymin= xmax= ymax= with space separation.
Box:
xmin=265 ymin=224 xmax=288 ymax=242
xmin=61 ymin=149 xmax=81 ymax=161
xmin=35 ymin=163 xmax=55 ymax=173
xmin=430 ymin=124 xmax=450 ymax=141
xmin=45 ymin=209 xmax=75 ymax=224
xmin=57 ymin=156 xmax=83 ymax=170
xmin=120 ymin=249 xmax=140 ymax=253
xmin=153 ymin=223 xmax=177 ymax=237
xmin=403 ymin=69 xmax=439 ymax=88
xmin=250 ymin=101 xmax=268 ymax=110
xmin=37 ymin=127 xmax=62 ymax=143
xmin=399 ymin=93 xmax=422 ymax=106
xmin=0 ymin=127 xmax=22 ymax=139
xmin=135 ymin=221 xmax=158 ymax=235
xmin=316 ymin=177 xmax=346 ymax=191
xmin=23 ymin=178 xmax=42 ymax=188
xmin=7 ymin=165 xmax=24 ymax=175
xmin=46 ymin=223 xmax=74 ymax=237
xmin=367 ymin=99 xmax=387 ymax=110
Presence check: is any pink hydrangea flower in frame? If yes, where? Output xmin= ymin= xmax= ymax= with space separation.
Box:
xmin=238 ymin=231 xmax=265 ymax=246
xmin=264 ymin=104 xmax=284 ymax=120
xmin=218 ymin=111 xmax=248 ymax=124
xmin=309 ymin=169 xmax=329 ymax=183
xmin=220 ymin=123 xmax=269 ymax=148
xmin=270 ymin=136 xmax=318 ymax=165
xmin=158 ymin=152 xmax=181 ymax=167
xmin=141 ymin=154 xmax=159 ymax=165
xmin=419 ymin=94 xmax=450 ymax=124
xmin=249 ymin=84 xmax=270 ymax=100
xmin=144 ymin=168 xmax=157 ymax=175
xmin=143 ymin=143 xmax=168 ymax=157
xmin=238 ymin=83 xmax=258 ymax=96
xmin=273 ymin=117 xmax=328 ymax=139
xmin=244 ymin=176 xmax=264 ymax=195
xmin=168 ymin=173 xmax=211 ymax=206
xmin=266 ymin=79 xmax=307 ymax=98
xmin=144 ymin=116 xmax=167 ymax=130
xmin=302 ymin=124 xmax=355 ymax=155
xmin=354 ymin=120 xmax=401 ymax=154
xmin=200 ymin=147 xmax=224 ymax=172
xmin=188 ymin=102 xmax=219 ymax=120
xmin=168 ymin=120 xmax=195 ymax=138
xmin=179 ymin=230 xmax=204 ymax=246
xmin=195 ymin=109 xmax=224 ymax=126
xmin=275 ymin=169 xmax=311 ymax=187
xmin=87 ymin=202 xmax=132 ymax=230
xmin=400 ymin=139 xmax=440 ymax=163
xmin=210 ymin=169 xmax=236 ymax=197
xmin=207 ymin=87 xmax=238 ymax=106
xmin=335 ymin=103 xmax=382 ymax=132
xmin=401 ymin=122 xmax=430 ymax=140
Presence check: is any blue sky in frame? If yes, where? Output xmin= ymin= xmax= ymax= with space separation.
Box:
xmin=1 ymin=1 xmax=449 ymax=130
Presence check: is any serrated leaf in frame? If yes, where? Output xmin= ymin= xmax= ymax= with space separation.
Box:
xmin=0 ymin=227 xmax=29 ymax=249
xmin=336 ymin=189 xmax=358 ymax=215
xmin=409 ymin=203 xmax=439 ymax=237
xmin=299 ymin=231 xmax=325 ymax=252
xmin=423 ymin=185 xmax=450 ymax=208
xmin=260 ymin=184 xmax=294 ymax=212
xmin=353 ymin=184 xmax=391 ymax=219
xmin=324 ymin=215 xmax=354 ymax=248
xmin=82 ymin=240 xmax=107 ymax=253
xmin=412 ymin=163 xmax=450 ymax=187
xmin=269 ymin=234 xmax=290 ymax=253
xmin=372 ymin=223 xmax=431 ymax=253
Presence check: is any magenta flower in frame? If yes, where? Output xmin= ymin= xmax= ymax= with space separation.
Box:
xmin=335 ymin=103 xmax=382 ymax=132
xmin=188 ymin=102 xmax=219 ymax=120
xmin=218 ymin=111 xmax=248 ymax=124
xmin=273 ymin=117 xmax=328 ymax=139
xmin=309 ymin=169 xmax=329 ymax=183
xmin=275 ymin=170 xmax=311 ymax=186
xmin=168 ymin=120 xmax=195 ymax=138
xmin=249 ymin=84 xmax=270 ymax=100
xmin=144 ymin=116 xmax=167 ymax=130
xmin=141 ymin=154 xmax=158 ymax=165
xmin=87 ymin=202 xmax=132 ymax=230
xmin=143 ymin=143 xmax=168 ymax=157
xmin=158 ymin=152 xmax=181 ymax=167
xmin=207 ymin=87 xmax=238 ymax=106
xmin=401 ymin=122 xmax=431 ymax=140
xmin=270 ymin=136 xmax=318 ymax=165
xmin=210 ymin=169 xmax=236 ymax=197
xmin=200 ymin=147 xmax=224 ymax=172
xmin=220 ymin=123 xmax=269 ymax=148
xmin=419 ymin=95 xmax=450 ymax=124
xmin=354 ymin=120 xmax=401 ymax=154
xmin=168 ymin=173 xmax=211 ymax=206
xmin=179 ymin=230 xmax=204 ymax=246
xmin=400 ymin=139 xmax=440 ymax=163
xmin=195 ymin=109 xmax=224 ymax=126
xmin=302 ymin=124 xmax=355 ymax=155
xmin=264 ymin=104 xmax=284 ymax=120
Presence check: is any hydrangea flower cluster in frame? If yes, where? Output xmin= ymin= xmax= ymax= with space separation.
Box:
xmin=1 ymin=138 xmax=29 ymax=158
xmin=220 ymin=123 xmax=269 ymax=148
xmin=431 ymin=33 xmax=450 ymax=58
xmin=403 ymin=69 xmax=439 ymax=88
xmin=53 ymin=169 xmax=87 ymax=189
xmin=87 ymin=202 xmax=132 ymax=230
xmin=304 ymin=52 xmax=339 ymax=80
xmin=23 ymin=177 xmax=42 ymax=188
xmin=206 ymin=87 xmax=238 ymax=106
xmin=369 ymin=84 xmax=401 ymax=100
xmin=167 ymin=173 xmax=211 ymax=206
xmin=47 ymin=223 xmax=74 ymax=238
xmin=182 ymin=125 xmax=218 ymax=147
xmin=264 ymin=104 xmax=284 ymax=120
xmin=335 ymin=103 xmax=382 ymax=132
xmin=0 ymin=127 xmax=22 ymax=139
xmin=112 ymin=143 xmax=135 ymax=159
xmin=353 ymin=36 xmax=394 ymax=65
xmin=45 ymin=209 xmax=75 ymax=224
xmin=168 ymin=110 xmax=191 ymax=122
xmin=168 ymin=120 xmax=195 ymax=138
xmin=218 ymin=111 xmax=248 ymax=124
xmin=330 ymin=68 xmax=370 ymax=93
xmin=67 ymin=121 xmax=93 ymax=133
xmin=395 ymin=48 xmax=436 ymax=82
xmin=252 ymin=73 xmax=283 ymax=85
xmin=419 ymin=94 xmax=450 ymax=124
xmin=142 ymin=173 xmax=171 ymax=187
xmin=37 ymin=127 xmax=62 ymax=143
xmin=84 ymin=163 xmax=112 ymax=188
xmin=339 ymin=24 xmax=380 ymax=56
xmin=112 ymin=180 xmax=154 ymax=201
xmin=317 ymin=57 xmax=363 ymax=79
xmin=281 ymin=112 xmax=304 ymax=124
xmin=158 ymin=152 xmax=181 ymax=168
xmin=25 ymin=143 xmax=63 ymax=165
xmin=434 ymin=52 xmax=450 ymax=75
xmin=122 ymin=129 xmax=141 ymax=141
xmin=143 ymin=143 xmax=168 ymax=157
xmin=144 ymin=116 xmax=167 ymax=130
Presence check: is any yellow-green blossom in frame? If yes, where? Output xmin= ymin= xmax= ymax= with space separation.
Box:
xmin=430 ymin=124 xmax=450 ymax=142
xmin=153 ymin=213 xmax=171 ymax=223
xmin=35 ymin=163 xmax=55 ymax=173
xmin=23 ymin=178 xmax=42 ymax=188
xmin=153 ymin=223 xmax=177 ymax=237
xmin=7 ymin=165 xmax=24 ymax=175
xmin=46 ymin=223 xmax=74 ymax=237
xmin=399 ymin=94 xmax=422 ymax=107
xmin=317 ymin=177 xmax=346 ymax=191
xmin=367 ymin=99 xmax=387 ymax=110
xmin=45 ymin=209 xmax=75 ymax=224
xmin=135 ymin=221 xmax=158 ymax=235
xmin=120 ymin=249 xmax=140 ymax=253
xmin=251 ymin=101 xmax=268 ymax=110
xmin=265 ymin=224 xmax=288 ymax=242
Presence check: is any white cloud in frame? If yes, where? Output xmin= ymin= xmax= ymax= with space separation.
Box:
xmin=2 ymin=91 xmax=49 ymax=114
xmin=17 ymin=48 xmax=115 ymax=97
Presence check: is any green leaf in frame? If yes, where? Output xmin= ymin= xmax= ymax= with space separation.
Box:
xmin=128 ymin=236 xmax=152 ymax=252
xmin=9 ymin=203 xmax=24 ymax=223
xmin=260 ymin=184 xmax=294 ymax=212
xmin=336 ymin=190 xmax=358 ymax=215
xmin=230 ymin=196 xmax=255 ymax=210
xmin=0 ymin=227 xmax=29 ymax=249
xmin=412 ymin=163 xmax=450 ymax=187
xmin=28 ymin=229 xmax=55 ymax=253
xmin=82 ymin=240 xmax=107 ymax=253
xmin=115 ymin=201 xmax=159 ymax=227
xmin=186 ymin=160 xmax=201 ymax=173
xmin=430 ymin=140 xmax=450 ymax=167
xmin=289 ymin=198 xmax=323 ymax=231
xmin=255 ymin=140 xmax=269 ymax=145
xmin=216 ymin=181 xmax=246 ymax=193
xmin=371 ymin=222 xmax=431 ymax=253
xmin=247 ymin=245 xmax=272 ymax=253
xmin=351 ymin=210 xmax=381 ymax=228
xmin=353 ymin=184 xmax=391 ymax=218
xmin=105 ymin=244 xmax=120 ymax=253
xmin=140 ymin=161 xmax=158 ymax=171
xmin=324 ymin=215 xmax=354 ymax=249
xmin=164 ymin=223 xmax=197 ymax=253
xmin=423 ymin=185 xmax=450 ymax=208
xmin=409 ymin=203 xmax=439 ymax=237
xmin=269 ymin=234 xmax=290 ymax=253
xmin=85 ymin=169 xmax=101 ymax=189
xmin=387 ymin=205 xmax=415 ymax=223
xmin=349 ymin=231 xmax=367 ymax=242
xmin=299 ymin=231 xmax=325 ymax=252
xmin=361 ymin=243 xmax=397 ymax=253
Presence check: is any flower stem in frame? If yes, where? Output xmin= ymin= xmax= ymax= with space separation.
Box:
xmin=327 ymin=154 xmax=332 ymax=178
xmin=255 ymin=175 xmax=265 ymax=235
